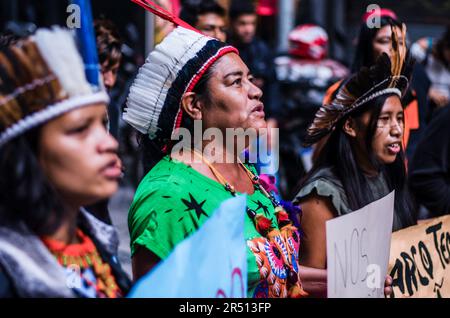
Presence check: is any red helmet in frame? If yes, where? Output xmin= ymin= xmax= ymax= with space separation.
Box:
xmin=288 ymin=24 xmax=328 ymax=60
xmin=256 ymin=0 xmax=277 ymax=16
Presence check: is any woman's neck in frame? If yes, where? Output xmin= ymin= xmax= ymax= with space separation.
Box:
xmin=47 ymin=203 xmax=80 ymax=245
xmin=171 ymin=140 xmax=254 ymax=193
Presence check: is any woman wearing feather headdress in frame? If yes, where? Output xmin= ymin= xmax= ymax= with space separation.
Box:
xmin=0 ymin=28 xmax=131 ymax=297
xmin=321 ymin=10 xmax=424 ymax=161
xmin=292 ymin=23 xmax=417 ymax=270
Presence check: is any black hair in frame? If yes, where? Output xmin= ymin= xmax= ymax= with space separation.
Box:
xmin=139 ymin=65 xmax=216 ymax=174
xmin=0 ymin=129 xmax=64 ymax=236
xmin=94 ymin=18 xmax=122 ymax=69
xmin=179 ymin=0 xmax=226 ymax=27
xmin=298 ymin=93 xmax=416 ymax=229
xmin=229 ymin=0 xmax=256 ymax=22
xmin=433 ymin=25 xmax=450 ymax=68
xmin=352 ymin=16 xmax=403 ymax=72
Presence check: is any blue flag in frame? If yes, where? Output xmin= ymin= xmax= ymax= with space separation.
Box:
xmin=128 ymin=196 xmax=248 ymax=298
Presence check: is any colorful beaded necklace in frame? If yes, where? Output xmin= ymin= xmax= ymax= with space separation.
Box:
xmin=41 ymin=229 xmax=122 ymax=298
xmin=190 ymin=150 xmax=305 ymax=297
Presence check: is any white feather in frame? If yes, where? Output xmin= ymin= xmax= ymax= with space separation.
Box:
xmin=33 ymin=27 xmax=91 ymax=98
xmin=123 ymin=27 xmax=210 ymax=137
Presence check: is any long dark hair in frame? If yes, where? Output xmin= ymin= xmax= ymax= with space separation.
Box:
xmin=0 ymin=129 xmax=64 ymax=236
xmin=433 ymin=25 xmax=450 ymax=68
xmin=352 ymin=16 xmax=403 ymax=72
xmin=299 ymin=93 xmax=416 ymax=229
xmin=139 ymin=65 xmax=215 ymax=174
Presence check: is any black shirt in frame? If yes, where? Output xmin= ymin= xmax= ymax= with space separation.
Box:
xmin=409 ymin=106 xmax=450 ymax=216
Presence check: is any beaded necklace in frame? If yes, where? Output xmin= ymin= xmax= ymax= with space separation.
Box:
xmin=190 ymin=150 xmax=283 ymax=228
xmin=41 ymin=229 xmax=122 ymax=298
xmin=190 ymin=149 xmax=307 ymax=298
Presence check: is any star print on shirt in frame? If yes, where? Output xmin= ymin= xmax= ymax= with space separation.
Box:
xmin=253 ymin=200 xmax=270 ymax=216
xmin=181 ymin=193 xmax=208 ymax=221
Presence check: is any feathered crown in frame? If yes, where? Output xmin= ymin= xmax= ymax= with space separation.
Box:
xmin=304 ymin=23 xmax=413 ymax=147
xmin=123 ymin=0 xmax=238 ymax=145
xmin=0 ymin=27 xmax=109 ymax=147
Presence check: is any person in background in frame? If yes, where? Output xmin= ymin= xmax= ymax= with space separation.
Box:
xmin=86 ymin=18 xmax=124 ymax=226
xmin=411 ymin=26 xmax=450 ymax=118
xmin=94 ymin=18 xmax=123 ymax=139
xmin=0 ymin=28 xmax=130 ymax=298
xmin=179 ymin=0 xmax=227 ymax=42
xmin=228 ymin=0 xmax=276 ymax=116
xmin=409 ymin=105 xmax=450 ymax=217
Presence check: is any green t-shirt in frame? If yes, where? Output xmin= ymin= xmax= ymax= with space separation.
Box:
xmin=129 ymin=156 xmax=302 ymax=298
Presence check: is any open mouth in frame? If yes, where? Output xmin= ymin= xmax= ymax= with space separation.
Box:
xmin=252 ymin=104 xmax=265 ymax=117
xmin=387 ymin=142 xmax=401 ymax=155
xmin=100 ymin=159 xmax=122 ymax=179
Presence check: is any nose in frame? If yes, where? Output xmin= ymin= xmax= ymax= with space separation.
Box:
xmin=215 ymin=29 xmax=226 ymax=42
xmin=97 ymin=128 xmax=119 ymax=154
xmin=248 ymin=80 xmax=263 ymax=100
xmin=103 ymin=71 xmax=115 ymax=90
xmin=390 ymin=120 xmax=403 ymax=137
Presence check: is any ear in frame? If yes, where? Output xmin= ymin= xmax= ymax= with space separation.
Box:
xmin=181 ymin=92 xmax=203 ymax=121
xmin=342 ymin=117 xmax=357 ymax=138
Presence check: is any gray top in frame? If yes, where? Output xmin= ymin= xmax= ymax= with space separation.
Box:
xmin=294 ymin=167 xmax=403 ymax=231
xmin=0 ymin=209 xmax=122 ymax=298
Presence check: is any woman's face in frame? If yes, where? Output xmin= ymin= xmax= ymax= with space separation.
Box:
xmin=372 ymin=25 xmax=405 ymax=61
xmin=38 ymin=103 xmax=121 ymax=207
xmin=355 ymin=95 xmax=404 ymax=166
xmin=200 ymin=53 xmax=266 ymax=132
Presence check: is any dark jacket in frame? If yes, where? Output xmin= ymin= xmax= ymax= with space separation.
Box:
xmin=409 ymin=106 xmax=450 ymax=216
xmin=0 ymin=209 xmax=131 ymax=298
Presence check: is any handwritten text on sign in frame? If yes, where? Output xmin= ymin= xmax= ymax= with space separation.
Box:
xmin=388 ymin=215 xmax=450 ymax=298
xmin=326 ymin=192 xmax=395 ymax=298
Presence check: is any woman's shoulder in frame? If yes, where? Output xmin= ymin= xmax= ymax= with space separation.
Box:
xmin=293 ymin=167 xmax=349 ymax=216
xmin=299 ymin=167 xmax=343 ymax=191
xmin=134 ymin=157 xmax=192 ymax=195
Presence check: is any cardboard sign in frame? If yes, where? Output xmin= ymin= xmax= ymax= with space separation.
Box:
xmin=327 ymin=192 xmax=395 ymax=298
xmin=128 ymin=195 xmax=248 ymax=298
xmin=388 ymin=215 xmax=450 ymax=298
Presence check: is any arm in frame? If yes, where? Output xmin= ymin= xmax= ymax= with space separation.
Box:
xmin=298 ymin=265 xmax=327 ymax=298
xmin=131 ymin=246 xmax=161 ymax=282
xmin=298 ymin=267 xmax=393 ymax=298
xmin=298 ymin=193 xmax=336 ymax=269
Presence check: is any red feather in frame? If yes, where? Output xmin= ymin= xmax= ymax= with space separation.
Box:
xmin=131 ymin=0 xmax=200 ymax=33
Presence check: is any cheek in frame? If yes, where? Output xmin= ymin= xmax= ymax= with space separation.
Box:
xmin=39 ymin=139 xmax=115 ymax=204
xmin=40 ymin=142 xmax=94 ymax=189
xmin=372 ymin=129 xmax=395 ymax=162
xmin=373 ymin=43 xmax=390 ymax=60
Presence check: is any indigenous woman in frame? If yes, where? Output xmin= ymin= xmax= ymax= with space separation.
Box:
xmin=294 ymin=26 xmax=417 ymax=269
xmin=0 ymin=28 xmax=131 ymax=297
xmin=123 ymin=1 xmax=319 ymax=297
xmin=322 ymin=10 xmax=422 ymax=158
